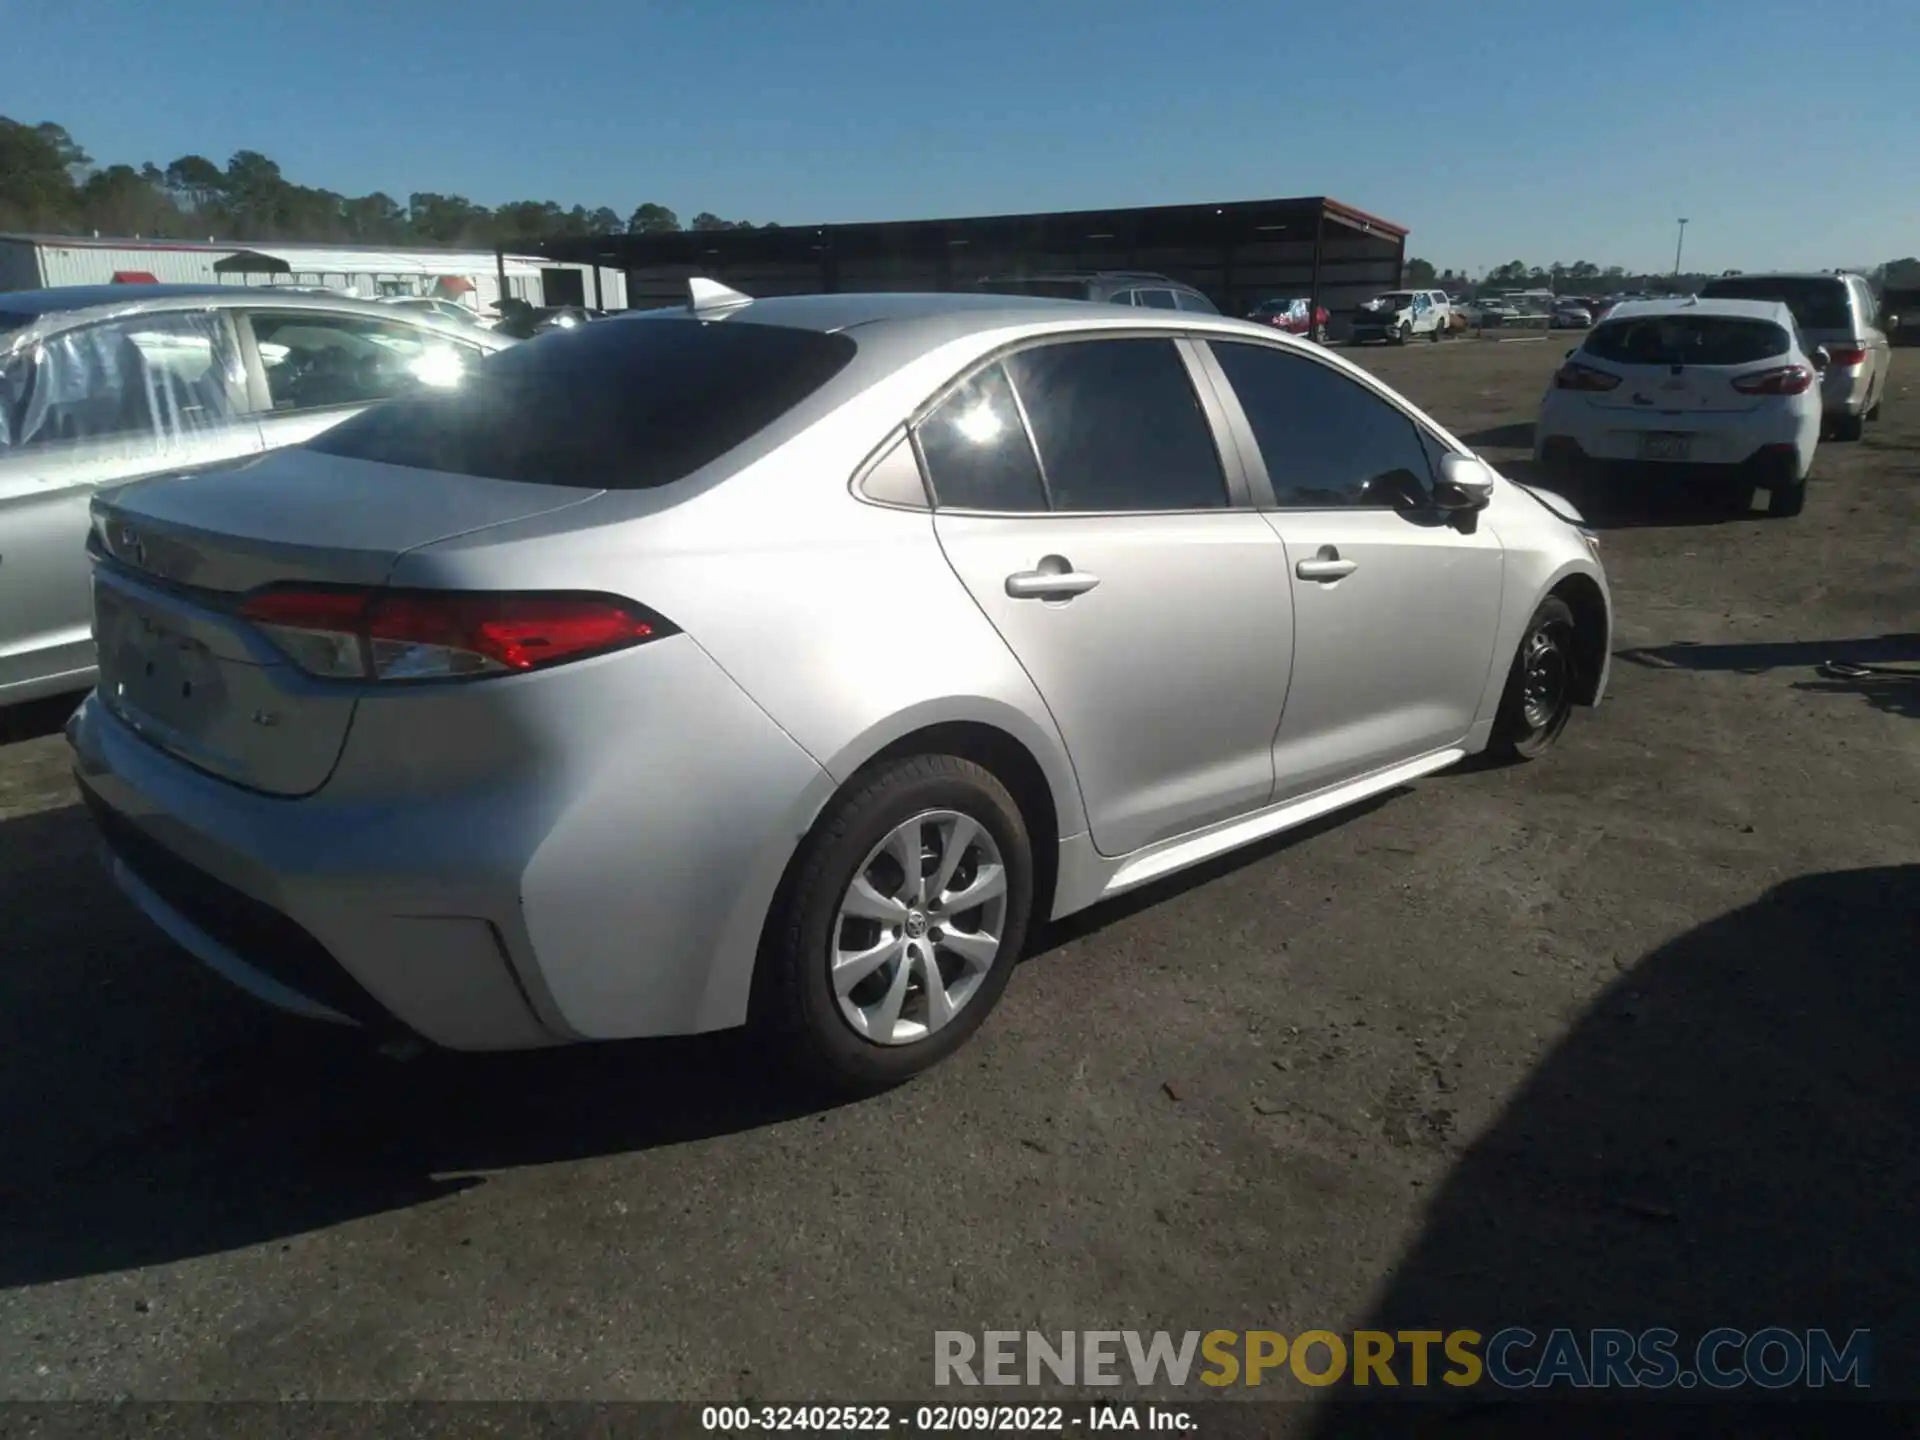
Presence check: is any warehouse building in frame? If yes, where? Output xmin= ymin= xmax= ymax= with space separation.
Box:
xmin=0 ymin=233 xmax=625 ymax=313
xmin=514 ymin=194 xmax=1406 ymax=334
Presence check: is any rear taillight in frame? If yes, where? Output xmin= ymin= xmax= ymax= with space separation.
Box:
xmin=1732 ymin=365 xmax=1815 ymax=396
xmin=1827 ymin=345 xmax=1867 ymax=367
xmin=239 ymin=586 xmax=674 ymax=682
xmin=1554 ymin=362 xmax=1621 ymax=392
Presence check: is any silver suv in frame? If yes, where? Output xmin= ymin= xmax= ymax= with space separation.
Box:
xmin=1700 ymin=272 xmax=1891 ymax=440
xmin=0 ymin=284 xmax=515 ymax=707
xmin=971 ymin=271 xmax=1220 ymax=314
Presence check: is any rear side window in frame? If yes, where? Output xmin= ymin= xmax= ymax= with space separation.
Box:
xmin=1700 ymin=277 xmax=1852 ymax=331
xmin=1584 ymin=316 xmax=1790 ymax=367
xmin=1175 ymin=289 xmax=1219 ymax=314
xmin=915 ymin=362 xmax=1047 ymax=513
xmin=1135 ymin=289 xmax=1179 ymax=310
xmin=1005 ymin=338 xmax=1226 ymax=511
xmin=309 ymin=316 xmax=857 ymax=488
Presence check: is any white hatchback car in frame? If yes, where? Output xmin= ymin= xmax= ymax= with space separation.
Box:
xmin=1534 ymin=297 xmax=1824 ymax=517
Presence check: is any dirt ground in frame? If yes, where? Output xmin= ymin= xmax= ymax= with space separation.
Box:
xmin=0 ymin=334 xmax=1914 ymax=1422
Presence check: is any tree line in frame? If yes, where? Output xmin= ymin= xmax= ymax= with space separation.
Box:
xmin=1404 ymin=256 xmax=1920 ymax=294
xmin=0 ymin=117 xmax=768 ymax=248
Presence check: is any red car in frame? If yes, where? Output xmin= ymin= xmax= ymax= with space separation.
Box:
xmin=1246 ymin=297 xmax=1330 ymax=341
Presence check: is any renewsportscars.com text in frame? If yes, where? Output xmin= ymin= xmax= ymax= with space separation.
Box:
xmin=934 ymin=1328 xmax=1871 ymax=1391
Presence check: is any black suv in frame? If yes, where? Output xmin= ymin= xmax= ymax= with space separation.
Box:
xmin=970 ymin=271 xmax=1220 ymax=314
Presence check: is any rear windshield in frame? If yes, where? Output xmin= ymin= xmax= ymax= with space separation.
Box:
xmin=1584 ymin=315 xmax=1791 ymax=367
xmin=308 ymin=316 xmax=857 ymax=488
xmin=1700 ymin=277 xmax=1851 ymax=330
xmin=971 ymin=278 xmax=1090 ymax=300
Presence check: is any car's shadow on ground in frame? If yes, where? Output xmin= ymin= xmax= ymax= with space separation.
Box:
xmin=1497 ymin=457 xmax=1771 ymax=531
xmin=0 ymin=788 xmax=1412 ymax=1288
xmin=1459 ymin=422 xmax=1535 ymax=450
xmin=1306 ymin=862 xmax=1919 ymax=1426
xmin=1615 ymin=635 xmax=1920 ymax=722
xmin=0 ymin=689 xmax=85 ymax=747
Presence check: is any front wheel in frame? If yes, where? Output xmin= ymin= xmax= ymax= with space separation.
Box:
xmin=758 ymin=755 xmax=1034 ymax=1092
xmin=1490 ymin=596 xmax=1579 ymax=761
xmin=1393 ymin=321 xmax=1411 ymax=345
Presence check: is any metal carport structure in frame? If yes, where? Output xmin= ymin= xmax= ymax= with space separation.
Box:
xmin=505 ymin=195 xmax=1407 ymax=335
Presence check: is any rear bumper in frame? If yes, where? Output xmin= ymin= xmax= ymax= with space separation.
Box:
xmin=71 ymin=697 xmax=555 ymax=1049
xmin=1535 ymin=393 xmax=1818 ymax=478
xmin=66 ymin=632 xmax=836 ymax=1049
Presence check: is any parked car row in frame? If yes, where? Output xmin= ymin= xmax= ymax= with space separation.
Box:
xmin=1533 ymin=272 xmax=1894 ymax=516
xmin=16 ymin=275 xmax=1613 ymax=1089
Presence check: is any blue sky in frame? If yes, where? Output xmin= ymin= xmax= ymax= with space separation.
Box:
xmin=5 ymin=0 xmax=1915 ymax=274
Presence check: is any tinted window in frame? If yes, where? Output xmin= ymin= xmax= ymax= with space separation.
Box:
xmin=1136 ymin=289 xmax=1179 ymax=310
xmin=915 ymin=361 xmax=1046 ymax=512
xmin=1175 ymin=289 xmax=1219 ymax=314
xmin=1700 ymin=277 xmax=1852 ymax=330
xmin=251 ymin=311 xmax=484 ymax=413
xmin=1006 ymin=339 xmax=1226 ymax=512
xmin=311 ymin=316 xmax=858 ymax=489
xmin=1211 ymin=341 xmax=1432 ymax=509
xmin=1585 ymin=316 xmax=1790 ymax=366
xmin=0 ymin=312 xmax=31 ymax=336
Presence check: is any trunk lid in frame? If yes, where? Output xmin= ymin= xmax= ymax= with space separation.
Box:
xmin=88 ymin=448 xmax=601 ymax=796
xmin=1582 ymin=362 xmax=1769 ymax=414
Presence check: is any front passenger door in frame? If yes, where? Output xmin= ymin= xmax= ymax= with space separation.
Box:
xmin=1203 ymin=340 xmax=1505 ymax=801
xmin=926 ymin=337 xmax=1294 ymax=857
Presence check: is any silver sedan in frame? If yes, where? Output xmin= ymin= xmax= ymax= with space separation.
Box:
xmin=0 ymin=284 xmax=515 ymax=707
xmin=69 ymin=285 xmax=1612 ymax=1089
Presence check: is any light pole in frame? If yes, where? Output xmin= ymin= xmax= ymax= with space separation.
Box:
xmin=1673 ymin=218 xmax=1689 ymax=279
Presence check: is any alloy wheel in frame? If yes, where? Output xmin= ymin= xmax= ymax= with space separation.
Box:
xmin=831 ymin=809 xmax=1009 ymax=1046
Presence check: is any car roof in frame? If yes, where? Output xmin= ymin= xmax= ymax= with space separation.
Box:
xmin=613 ymin=289 xmax=1299 ymax=374
xmin=1600 ymin=296 xmax=1792 ymax=324
xmin=0 ymin=283 xmax=508 ymax=349
xmin=1704 ymin=271 xmax=1857 ymax=285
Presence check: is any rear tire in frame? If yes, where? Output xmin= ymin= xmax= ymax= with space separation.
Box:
xmin=1490 ymin=596 xmax=1579 ymax=762
xmin=1428 ymin=322 xmax=1442 ymax=343
xmin=758 ymin=755 xmax=1034 ymax=1093
xmin=1767 ymin=476 xmax=1807 ymax=518
xmin=1830 ymin=413 xmax=1865 ymax=442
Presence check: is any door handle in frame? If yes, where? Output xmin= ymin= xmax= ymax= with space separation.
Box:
xmin=1006 ymin=556 xmax=1101 ymax=600
xmin=1296 ymin=545 xmax=1358 ymax=582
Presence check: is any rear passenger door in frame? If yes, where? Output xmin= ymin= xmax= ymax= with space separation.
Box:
xmin=924 ymin=335 xmax=1294 ymax=856
xmin=238 ymin=309 xmax=489 ymax=451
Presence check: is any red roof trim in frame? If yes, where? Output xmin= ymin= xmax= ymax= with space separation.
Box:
xmin=1320 ymin=198 xmax=1409 ymax=240
xmin=111 ymin=270 xmax=160 ymax=284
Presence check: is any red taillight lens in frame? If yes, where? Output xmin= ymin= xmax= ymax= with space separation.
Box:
xmin=239 ymin=586 xmax=673 ymax=681
xmin=1554 ymin=362 xmax=1620 ymax=392
xmin=1827 ymin=346 xmax=1866 ymax=367
xmin=1732 ymin=364 xmax=1814 ymax=396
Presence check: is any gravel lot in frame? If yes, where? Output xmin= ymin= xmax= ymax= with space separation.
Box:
xmin=1 ymin=335 xmax=1914 ymax=1419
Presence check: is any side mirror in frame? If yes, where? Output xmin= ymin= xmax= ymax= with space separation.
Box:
xmin=1434 ymin=453 xmax=1497 ymax=511
xmin=1565 ymin=347 xmax=1578 ymax=359
xmin=1812 ymin=345 xmax=1831 ymax=372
